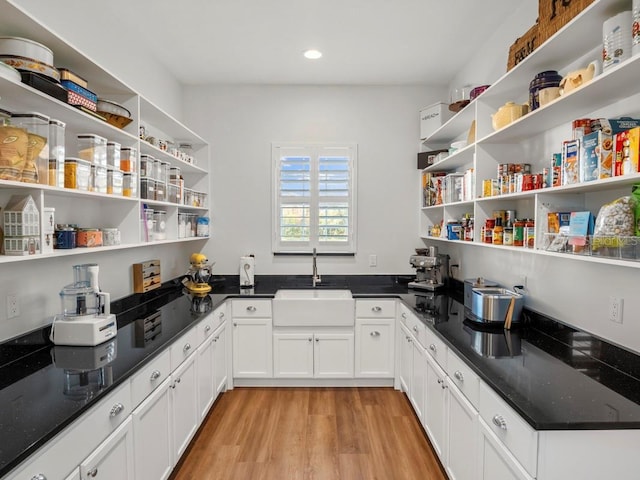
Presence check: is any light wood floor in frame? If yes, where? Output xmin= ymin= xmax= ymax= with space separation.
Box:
xmin=170 ymin=387 xmax=447 ymax=480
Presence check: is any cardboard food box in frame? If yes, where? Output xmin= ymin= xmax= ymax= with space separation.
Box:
xmin=615 ymin=127 xmax=640 ymax=176
xmin=579 ymin=131 xmax=599 ymax=182
xmin=562 ymin=140 xmax=580 ymax=185
xmin=551 ymin=152 xmax=562 ymax=187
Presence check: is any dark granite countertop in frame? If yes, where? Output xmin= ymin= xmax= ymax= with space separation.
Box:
xmin=1 ymin=274 xmax=640 ymax=477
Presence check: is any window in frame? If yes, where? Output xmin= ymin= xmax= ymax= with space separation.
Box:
xmin=272 ymin=143 xmax=357 ymax=253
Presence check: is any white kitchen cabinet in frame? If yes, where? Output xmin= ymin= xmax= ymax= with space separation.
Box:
xmin=212 ymin=322 xmax=228 ymax=395
xmin=65 ymin=468 xmax=80 ymax=480
xmin=398 ymin=322 xmax=413 ymax=394
xmin=446 ymin=378 xmax=479 ymax=480
xmin=131 ymin=377 xmax=173 ymax=480
xmin=196 ymin=332 xmax=216 ymax=419
xmin=232 ymin=318 xmax=273 ymax=378
xmin=478 ymin=419 xmax=534 ymax=480
xmin=424 ymin=351 xmax=448 ymax=460
xmin=410 ymin=335 xmax=426 ymax=422
xmin=355 ymin=318 xmax=395 ymax=378
xmin=273 ymin=330 xmax=354 ymax=378
xmin=79 ymin=417 xmax=135 ymax=480
xmin=171 ymin=353 xmax=199 ymax=460
xmin=313 ymin=332 xmax=354 ymax=378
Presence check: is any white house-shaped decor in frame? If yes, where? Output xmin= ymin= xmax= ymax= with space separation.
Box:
xmin=3 ymin=194 xmax=40 ymax=255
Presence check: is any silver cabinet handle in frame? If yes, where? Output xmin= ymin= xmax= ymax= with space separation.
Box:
xmin=87 ymin=467 xmax=98 ymax=477
xmin=219 ymin=312 xmax=225 ymax=318
xmin=246 ymin=305 xmax=257 ymax=312
xmin=412 ymin=325 xmax=418 ymax=333
xmin=109 ymin=403 xmax=124 ymax=417
xmin=150 ymin=370 xmax=161 ymax=381
xmin=429 ymin=344 xmax=437 ymax=353
xmin=401 ymin=312 xmax=407 ymax=319
xmin=176 ymin=377 xmax=181 ymax=384
xmin=492 ymin=414 xmax=507 ymax=430
xmin=31 ymin=475 xmax=46 ymax=480
xmin=308 ymin=337 xmax=313 ymax=342
xmin=370 ymin=331 xmax=380 ymax=337
xmin=213 ymin=336 xmax=219 ymax=342
xmin=183 ymin=343 xmax=191 ymax=353
xmin=233 ymin=322 xmax=238 ymax=327
xmin=454 ymin=371 xmax=464 ymax=382
xmin=372 ymin=306 xmax=382 ymax=312
xmin=205 ymin=325 xmax=211 ymax=333
xmin=315 ymin=338 xmax=319 ymax=342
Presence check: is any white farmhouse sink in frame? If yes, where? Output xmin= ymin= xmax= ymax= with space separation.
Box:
xmin=272 ymin=289 xmax=355 ymax=326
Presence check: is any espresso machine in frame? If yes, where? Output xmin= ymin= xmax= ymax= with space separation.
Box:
xmin=408 ymin=247 xmax=449 ymax=291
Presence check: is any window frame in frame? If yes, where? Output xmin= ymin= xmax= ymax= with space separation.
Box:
xmin=272 ymin=142 xmax=357 ymax=254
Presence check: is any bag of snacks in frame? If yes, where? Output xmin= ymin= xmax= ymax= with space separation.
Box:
xmin=0 ymin=125 xmax=29 ymax=181
xmin=593 ymin=196 xmax=637 ymax=249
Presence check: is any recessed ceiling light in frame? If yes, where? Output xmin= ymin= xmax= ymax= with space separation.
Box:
xmin=304 ymin=49 xmax=323 ymax=60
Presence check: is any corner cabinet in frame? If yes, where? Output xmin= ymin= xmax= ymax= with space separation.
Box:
xmin=0 ymin=1 xmax=210 ymax=265
xmin=419 ymin=0 xmax=640 ymax=269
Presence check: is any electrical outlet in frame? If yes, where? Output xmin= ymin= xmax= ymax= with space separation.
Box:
xmin=369 ymin=254 xmax=377 ymax=267
xmin=6 ymin=293 xmax=19 ymax=319
xmin=518 ymin=275 xmax=527 ymax=289
xmin=609 ymin=296 xmax=623 ymax=324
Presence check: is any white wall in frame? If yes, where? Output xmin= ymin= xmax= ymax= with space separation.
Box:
xmin=183 ymin=85 xmax=444 ymax=275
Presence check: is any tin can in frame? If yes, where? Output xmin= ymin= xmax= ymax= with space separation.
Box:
xmin=101 ymin=228 xmax=120 ymax=246
xmin=503 ymin=227 xmax=514 ymax=246
xmin=77 ymin=228 xmax=102 ymax=247
xmin=522 ymin=173 xmax=534 ymax=191
xmin=525 ymin=219 xmax=535 ymax=248
xmin=505 ymin=210 xmax=516 ymax=227
xmin=572 ymin=119 xmax=592 ymax=140
xmin=513 ymin=219 xmax=525 ymax=246
xmin=55 ymin=228 xmax=76 ymax=249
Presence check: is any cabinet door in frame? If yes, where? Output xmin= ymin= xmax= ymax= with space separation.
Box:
xmin=273 ymin=333 xmax=314 ymax=378
xmin=132 ymin=377 xmax=173 ymax=480
xmin=313 ymin=333 xmax=354 ymax=378
xmin=79 ymin=417 xmax=134 ymax=480
xmin=196 ymin=336 xmax=215 ymax=419
xmin=232 ymin=318 xmax=273 ymax=378
xmin=355 ymin=318 xmax=395 ymax=377
xmin=212 ymin=323 xmax=227 ymax=395
xmin=65 ymin=468 xmax=81 ymax=480
xmin=171 ymin=354 xmax=199 ymax=460
xmin=425 ymin=353 xmax=448 ymax=460
xmin=410 ymin=339 xmax=426 ymax=421
xmin=478 ymin=419 xmax=534 ymax=480
xmin=399 ymin=323 xmax=413 ymax=394
xmin=446 ymin=379 xmax=479 ymax=480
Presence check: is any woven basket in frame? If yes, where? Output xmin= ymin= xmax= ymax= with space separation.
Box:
xmin=507 ymin=23 xmax=541 ymax=71
xmin=538 ymin=0 xmax=595 ymax=44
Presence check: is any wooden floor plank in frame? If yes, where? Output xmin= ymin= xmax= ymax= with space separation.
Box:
xmin=170 ymin=387 xmax=447 ymax=480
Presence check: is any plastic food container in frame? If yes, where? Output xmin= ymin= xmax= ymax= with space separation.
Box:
xmin=140 ymin=154 xmax=153 ymax=178
xmin=11 ymin=112 xmax=50 ymax=184
xmin=48 ymin=119 xmax=65 ymax=187
xmin=168 ymin=183 xmax=180 ymax=203
xmin=140 ymin=177 xmax=155 ymax=200
xmin=77 ymin=228 xmax=103 ymax=247
xmin=120 ymin=147 xmax=137 ymax=173
xmin=107 ymin=141 xmax=121 ymax=169
xmin=101 ymin=228 xmax=121 ymax=246
xmin=153 ymin=211 xmax=167 ymax=240
xmin=107 ymin=168 xmax=123 ymax=195
xmin=64 ymin=158 xmax=91 ymax=190
xmin=77 ymin=134 xmax=107 ymax=166
xmin=93 ymin=165 xmax=107 ymax=194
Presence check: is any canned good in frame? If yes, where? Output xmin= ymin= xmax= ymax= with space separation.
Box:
xmin=77 ymin=228 xmax=103 ymax=247
xmin=505 ymin=210 xmax=516 ymax=227
xmin=503 ymin=227 xmax=514 ymax=246
xmin=513 ymin=219 xmax=525 ymax=246
xmin=55 ymin=228 xmax=76 ymax=249
xmin=101 ymin=228 xmax=121 ymax=246
xmin=525 ymin=219 xmax=535 ymax=248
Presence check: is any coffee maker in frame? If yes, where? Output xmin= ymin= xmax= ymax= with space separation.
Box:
xmin=408 ymin=248 xmax=449 ymax=291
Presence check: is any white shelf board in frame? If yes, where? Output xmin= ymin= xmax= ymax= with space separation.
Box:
xmin=0 ymin=77 xmax=138 ymax=145
xmin=0 ymin=179 xmax=141 ymax=202
xmin=535 ymin=248 xmax=640 ymax=269
xmin=139 ymin=141 xmax=208 ymax=175
xmin=422 ymin=104 xmax=475 ymax=146
xmin=140 ymin=96 xmax=207 ymax=146
xmin=424 ymin=145 xmax=474 ymax=172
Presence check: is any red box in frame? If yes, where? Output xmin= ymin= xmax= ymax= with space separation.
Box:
xmin=67 ymin=90 xmax=97 ymax=111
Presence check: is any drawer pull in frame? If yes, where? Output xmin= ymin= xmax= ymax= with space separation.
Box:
xmin=401 ymin=312 xmax=407 ymax=319
xmin=406 ymin=337 xmax=412 ymax=343
xmin=492 ymin=414 xmax=507 ymax=430
xmin=308 ymin=337 xmax=313 ymax=342
xmin=213 ymin=336 xmax=220 ymax=342
xmin=183 ymin=343 xmax=191 ymax=353
xmin=429 ymin=344 xmax=437 ymax=353
xmin=454 ymin=371 xmax=464 ymax=382
xmin=150 ymin=370 xmax=162 ymax=381
xmin=31 ymin=475 xmax=47 ymax=480
xmin=437 ymin=378 xmax=443 ymax=385
xmin=109 ymin=403 xmax=124 ymax=417
xmin=205 ymin=325 xmax=211 ymax=333
xmin=315 ymin=338 xmax=319 ymax=342
xmin=412 ymin=325 xmax=418 ymax=333
xmin=233 ymin=322 xmax=238 ymax=327
xmin=246 ymin=305 xmax=257 ymax=312
xmin=219 ymin=312 xmax=225 ymax=318
xmin=88 ymin=467 xmax=98 ymax=477
xmin=372 ymin=306 xmax=382 ymax=312
xmin=370 ymin=331 xmax=380 ymax=337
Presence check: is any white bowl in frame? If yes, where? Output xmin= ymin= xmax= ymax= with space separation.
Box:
xmin=0 ymin=55 xmax=59 ymax=82
xmin=0 ymin=36 xmax=53 ymax=65
xmin=96 ymin=99 xmax=131 ymax=118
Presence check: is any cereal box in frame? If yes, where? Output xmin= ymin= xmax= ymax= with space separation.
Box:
xmin=579 ymin=132 xmax=599 ymax=182
xmin=562 ymin=140 xmax=580 ymax=185
xmin=551 ymin=153 xmax=562 ymax=187
xmin=615 ymin=127 xmax=640 ymax=176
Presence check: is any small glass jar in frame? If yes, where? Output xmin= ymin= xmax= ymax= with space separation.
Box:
xmin=48 ymin=119 xmax=65 ymax=187
xmin=153 ymin=211 xmax=167 ymax=240
xmin=77 ymin=133 xmax=107 ymax=166
xmin=101 ymin=227 xmax=121 ymax=246
xmin=107 ymin=168 xmax=123 ymax=195
xmin=120 ymin=147 xmax=137 ymax=173
xmin=12 ymin=112 xmax=50 ymax=184
xmin=106 ymin=141 xmax=121 ymax=170
xmin=503 ymin=227 xmax=514 ymax=246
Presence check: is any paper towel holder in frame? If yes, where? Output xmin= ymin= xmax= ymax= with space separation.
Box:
xmin=240 ymin=254 xmax=255 ymax=288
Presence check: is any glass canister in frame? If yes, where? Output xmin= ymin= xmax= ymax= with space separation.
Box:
xmin=153 ymin=210 xmax=167 ymax=240
xmin=168 ymin=183 xmax=180 ymax=204
xmin=140 ymin=178 xmax=155 ymax=200
xmin=140 ymin=154 xmax=152 ymax=178
xmin=178 ymin=212 xmax=187 ymax=238
xmin=159 ymin=161 xmax=169 ymax=185
xmin=65 ymin=158 xmax=91 ymax=190
xmin=120 ymin=147 xmax=137 ymax=173
xmin=142 ymin=208 xmax=154 ymax=242
xmin=155 ymin=180 xmax=166 ymax=202
xmin=48 ymin=119 xmax=65 ymax=187
xmin=94 ymin=165 xmax=108 ymax=194
xmin=11 ymin=112 xmax=50 ymax=184
xmin=107 ymin=168 xmax=123 ymax=195
xmin=123 ymin=172 xmax=133 ymax=197
xmin=152 ymin=158 xmax=162 ymax=181
xmin=77 ymin=133 xmax=107 ymax=166
xmin=184 ymin=188 xmax=193 ymax=206
xmin=106 ymin=141 xmax=121 ymax=170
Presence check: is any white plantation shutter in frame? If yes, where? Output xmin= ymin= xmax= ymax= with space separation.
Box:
xmin=273 ymin=143 xmax=357 ymax=253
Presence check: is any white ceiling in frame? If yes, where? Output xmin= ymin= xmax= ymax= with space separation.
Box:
xmin=103 ymin=0 xmax=526 ymax=86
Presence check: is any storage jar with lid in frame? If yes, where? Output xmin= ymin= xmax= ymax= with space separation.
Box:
xmin=140 ymin=178 xmax=155 ymax=200
xmin=77 ymin=134 xmax=107 ymax=166
xmin=155 ymin=179 xmax=166 ymax=202
xmin=77 ymin=228 xmax=102 ymax=247
xmin=106 ymin=141 xmax=121 ymax=169
xmin=159 ymin=161 xmax=169 ymax=185
xmin=101 ymin=228 xmax=121 ymax=246
xmin=123 ymin=172 xmax=133 ymax=197
xmin=93 ymin=165 xmax=107 ymax=194
xmin=11 ymin=112 xmax=50 ymax=184
xmin=64 ymin=158 xmax=91 ymax=190
xmin=48 ymin=119 xmax=65 ymax=187
xmin=168 ymin=183 xmax=180 ymax=203
xmin=153 ymin=211 xmax=167 ymax=240
xmin=529 ymin=70 xmax=562 ymax=111
xmin=140 ymin=154 xmax=152 ymax=178
xmin=169 ymin=166 xmax=181 ymax=184
xmin=107 ymin=168 xmax=123 ymax=195
xmin=178 ymin=212 xmax=188 ymax=238
xmin=120 ymin=147 xmax=137 ymax=173
xmin=142 ymin=208 xmax=154 ymax=242
xmin=197 ymin=216 xmax=209 ymax=237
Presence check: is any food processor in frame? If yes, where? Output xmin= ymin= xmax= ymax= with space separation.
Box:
xmin=50 ymin=263 xmax=117 ymax=346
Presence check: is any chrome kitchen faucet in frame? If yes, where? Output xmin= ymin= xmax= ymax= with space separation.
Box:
xmin=312 ymin=248 xmax=321 ymax=287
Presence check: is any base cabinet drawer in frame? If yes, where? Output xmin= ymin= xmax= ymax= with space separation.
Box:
xmin=478 ymin=419 xmax=534 ymax=480
xmin=355 ymin=319 xmax=395 ymax=378
xmin=79 ymin=417 xmax=135 ymax=480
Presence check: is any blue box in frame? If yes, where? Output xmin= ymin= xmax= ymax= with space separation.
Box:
xmin=447 ymin=223 xmax=462 ymax=240
xmin=60 ymin=80 xmax=98 ymax=103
